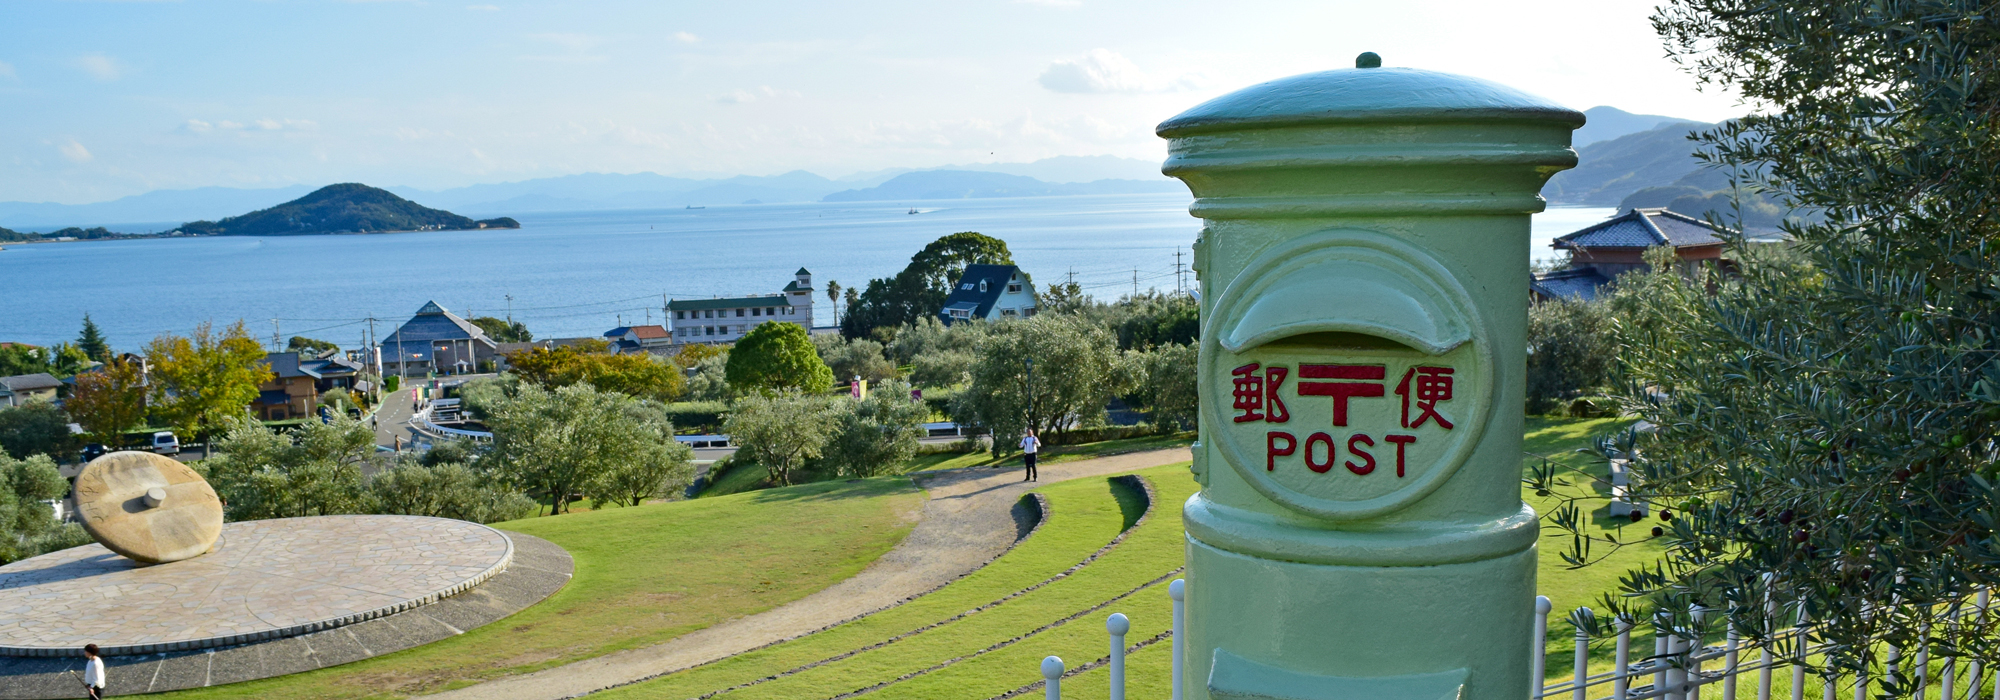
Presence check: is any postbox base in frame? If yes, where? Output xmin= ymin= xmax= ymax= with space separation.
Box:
xmin=1183 ymin=534 xmax=1536 ymax=700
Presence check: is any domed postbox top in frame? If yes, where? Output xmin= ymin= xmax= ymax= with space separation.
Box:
xmin=1157 ymin=56 xmax=1582 ymax=138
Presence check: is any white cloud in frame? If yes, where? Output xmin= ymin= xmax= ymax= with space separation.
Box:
xmin=1038 ymin=49 xmax=1201 ymax=94
xmin=714 ymin=86 xmax=799 ymax=104
xmin=76 ymin=54 xmax=121 ymax=81
xmin=466 ymin=4 xmax=500 ymax=10
xmin=672 ymin=31 xmax=700 ymax=43
xmin=59 ymin=140 xmax=92 ymax=162
xmin=182 ymin=118 xmax=318 ymax=134
xmin=0 ymin=61 xmax=15 ymax=80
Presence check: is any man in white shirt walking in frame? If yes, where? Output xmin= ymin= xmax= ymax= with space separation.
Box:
xmin=81 ymin=643 xmax=106 ymax=699
xmin=1019 ymin=429 xmax=1041 ymax=482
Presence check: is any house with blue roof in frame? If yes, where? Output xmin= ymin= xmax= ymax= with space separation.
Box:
xmin=1530 ymin=208 xmax=1731 ymax=302
xmin=251 ymin=351 xmax=362 ymax=420
xmin=939 ymin=264 xmax=1037 ymax=325
xmin=378 ymin=301 xmax=498 ymax=376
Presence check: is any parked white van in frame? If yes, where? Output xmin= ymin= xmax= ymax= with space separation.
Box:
xmin=151 ymin=431 xmax=180 ymax=455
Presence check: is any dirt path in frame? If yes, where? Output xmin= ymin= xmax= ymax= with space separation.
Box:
xmin=424 ymin=447 xmax=1190 ymax=700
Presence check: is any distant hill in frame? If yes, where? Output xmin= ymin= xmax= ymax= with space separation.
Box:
xmin=176 ymin=184 xmax=518 ymax=236
xmin=1542 ymin=121 xmax=1714 ymax=206
xmin=0 ymin=184 xmax=317 ymax=231
xmin=1574 ymin=106 xmax=1706 ymax=147
xmin=822 ymin=170 xmax=1184 ymax=202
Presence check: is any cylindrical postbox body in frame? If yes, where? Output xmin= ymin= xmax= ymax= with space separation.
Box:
xmin=1159 ymin=58 xmax=1581 ymax=700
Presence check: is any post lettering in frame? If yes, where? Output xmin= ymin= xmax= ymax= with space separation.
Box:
xmin=1304 ymin=432 xmax=1336 ymax=473
xmin=1345 ymin=434 xmax=1376 ymax=475
xmin=1384 ymin=434 xmax=1416 ymax=477
xmin=1267 ymin=431 xmax=1296 ymax=471
xmin=1297 ymin=364 xmax=1386 ymax=426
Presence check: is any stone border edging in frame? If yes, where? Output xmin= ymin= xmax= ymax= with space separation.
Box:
xmin=664 ymin=475 xmax=1159 ymax=700
xmin=0 ymin=516 xmax=517 ymax=659
xmin=586 ymin=474 xmax=1157 ymax=699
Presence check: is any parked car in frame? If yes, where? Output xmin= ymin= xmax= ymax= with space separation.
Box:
xmin=151 ymin=431 xmax=180 ymax=455
xmin=79 ymin=443 xmax=108 ymax=462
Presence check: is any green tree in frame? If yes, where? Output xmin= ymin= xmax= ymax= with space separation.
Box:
xmin=726 ymin=390 xmax=842 ymax=486
xmin=1132 ymin=342 xmax=1198 ymax=432
xmin=0 ymin=453 xmax=87 ymax=564
xmin=76 ymin=314 xmax=111 ymax=362
xmin=592 ymin=403 xmax=696 ymax=508
xmin=503 ymin=343 xmax=684 ymax=402
xmin=682 ymin=352 xmax=732 ymax=402
xmin=1530 ymin=0 xmax=2000 ymax=680
xmin=1524 ymin=296 xmax=1615 ymax=414
xmin=727 ymin=321 xmax=834 ymax=394
xmin=841 ymin=232 xmax=1015 ymax=338
xmin=957 ymin=315 xmax=1135 ymax=451
xmin=286 ymin=336 xmax=339 ymax=355
xmin=469 ymin=316 xmax=533 ymax=343
xmin=813 ymin=334 xmax=897 ymax=386
xmin=887 ymin=316 xmax=990 ymax=388
xmin=62 ymin=357 xmax=148 ymax=444
xmin=0 ymin=403 xmax=73 ymax=461
xmin=0 ymin=344 xmax=47 ymax=377
xmin=145 ymin=321 xmax=272 ymax=454
xmin=366 ymin=462 xmax=537 ymax=524
xmin=484 ymin=383 xmax=687 ymax=514
xmin=46 ymin=343 xmax=90 ymax=379
xmin=202 ymin=414 xmax=373 ymax=520
xmin=817 ymin=380 xmax=930 ymax=478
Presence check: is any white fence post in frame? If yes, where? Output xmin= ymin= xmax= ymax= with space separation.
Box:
xmin=1573 ymin=609 xmax=1590 ymax=700
xmin=1534 ymin=596 xmax=1552 ymax=699
xmin=1613 ymin=616 xmax=1634 ymax=700
xmin=1042 ymin=656 xmax=1064 ymax=700
xmin=1170 ymin=579 xmax=1185 ymax=700
xmin=1970 ymin=589 xmax=1991 ymax=700
xmin=1107 ymin=613 xmax=1129 ymax=700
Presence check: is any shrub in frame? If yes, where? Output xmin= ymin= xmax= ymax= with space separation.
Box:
xmin=1524 ymin=297 xmax=1614 ymax=414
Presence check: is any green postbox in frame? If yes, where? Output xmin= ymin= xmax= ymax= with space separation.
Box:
xmin=1159 ymin=55 xmax=1582 ymax=700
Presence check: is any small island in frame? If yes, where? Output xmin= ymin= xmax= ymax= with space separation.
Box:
xmin=175 ymin=183 xmax=519 ymax=236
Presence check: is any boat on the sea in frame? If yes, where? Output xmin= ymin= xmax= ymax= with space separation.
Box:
xmin=908 ymin=208 xmax=919 ymax=215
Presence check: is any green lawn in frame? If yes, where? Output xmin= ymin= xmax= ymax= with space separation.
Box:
xmin=158 ymin=477 xmax=926 ymax=700
xmin=701 ymin=432 xmax=1196 ymax=498
xmin=601 ymin=464 xmax=1194 ymax=700
xmin=603 ymin=472 xmax=1153 ymax=699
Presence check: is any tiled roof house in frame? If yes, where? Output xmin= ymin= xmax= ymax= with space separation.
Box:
xmin=0 ymin=373 xmax=62 ymax=407
xmin=251 ymin=351 xmax=362 ymax=420
xmin=1531 ymin=208 xmax=1731 ymax=302
xmin=378 ymin=301 xmax=498 ymax=375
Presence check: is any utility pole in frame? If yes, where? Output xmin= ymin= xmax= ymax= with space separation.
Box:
xmin=505 ymin=294 xmax=514 ymax=323
xmin=366 ymin=317 xmax=381 ymax=404
xmin=1175 ymin=249 xmax=1186 ymax=295
xmin=271 ymin=319 xmax=281 ymax=352
xmin=1133 ymin=269 xmax=1139 ymax=299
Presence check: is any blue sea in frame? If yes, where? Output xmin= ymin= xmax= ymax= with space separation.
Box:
xmin=0 ymin=194 xmax=1614 ymax=351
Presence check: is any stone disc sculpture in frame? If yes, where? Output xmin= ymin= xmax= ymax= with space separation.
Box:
xmin=73 ymin=450 xmax=224 ymax=564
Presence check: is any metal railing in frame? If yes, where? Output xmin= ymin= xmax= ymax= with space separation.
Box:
xmin=1031 ymin=580 xmax=1995 ymax=700
xmin=1534 ymin=590 xmax=1997 ymax=700
xmin=1035 ymin=577 xmax=1185 ymax=700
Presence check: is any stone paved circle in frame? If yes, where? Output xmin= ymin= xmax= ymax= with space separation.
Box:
xmin=73 ymin=451 xmax=223 ymax=564
xmin=0 ymin=515 xmax=513 ymax=657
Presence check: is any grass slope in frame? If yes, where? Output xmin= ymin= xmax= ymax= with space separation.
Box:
xmin=604 ymin=463 xmax=1199 ymax=700
xmin=604 ymin=473 xmax=1148 ymax=699
xmin=159 ymin=477 xmax=924 ymax=699
xmin=702 ymin=432 xmax=1195 ymax=499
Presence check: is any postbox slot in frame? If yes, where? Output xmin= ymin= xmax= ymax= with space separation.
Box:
xmin=1217 ymin=250 xmax=1470 ymax=357
xmin=1261 ymin=330 xmax=1418 ymax=353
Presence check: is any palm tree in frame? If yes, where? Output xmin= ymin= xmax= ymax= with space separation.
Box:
xmin=826 ymin=280 xmax=843 ymax=324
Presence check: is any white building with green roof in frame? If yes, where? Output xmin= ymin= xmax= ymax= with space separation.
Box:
xmin=667 ymin=267 xmax=816 ymax=345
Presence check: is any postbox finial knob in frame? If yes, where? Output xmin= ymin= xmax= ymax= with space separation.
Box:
xmin=1356 ymin=52 xmax=1382 ymax=68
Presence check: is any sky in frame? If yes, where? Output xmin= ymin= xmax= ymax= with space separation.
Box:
xmin=0 ymin=0 xmax=1747 ymax=205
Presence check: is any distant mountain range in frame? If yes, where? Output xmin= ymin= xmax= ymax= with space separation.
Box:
xmin=178 ymin=184 xmax=517 ymax=236
xmin=0 ymin=155 xmax=1174 ymax=231
xmin=823 ymin=170 xmax=1181 ymax=202
xmin=0 ymin=110 xmax=1745 ymax=232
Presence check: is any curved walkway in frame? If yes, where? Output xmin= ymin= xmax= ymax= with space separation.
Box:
xmin=426 ymin=448 xmax=1191 ymax=700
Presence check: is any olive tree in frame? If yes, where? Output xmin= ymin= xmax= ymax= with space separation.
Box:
xmin=726 ymin=390 xmax=841 ymax=486
xmin=1528 ymin=1 xmax=2000 ymax=682
xmin=0 ymin=452 xmax=87 ymax=564
xmin=485 ymin=383 xmax=691 ymax=514
xmin=957 ymin=315 xmax=1136 ymax=452
xmin=1524 ymin=296 xmax=1614 ymax=414
xmin=818 ymin=380 xmax=930 ymax=478
xmin=202 ymin=413 xmax=374 ymax=520
xmin=367 ymin=462 xmax=537 ymax=524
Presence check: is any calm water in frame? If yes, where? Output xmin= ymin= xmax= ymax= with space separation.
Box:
xmin=0 ymin=194 xmax=1613 ymax=350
